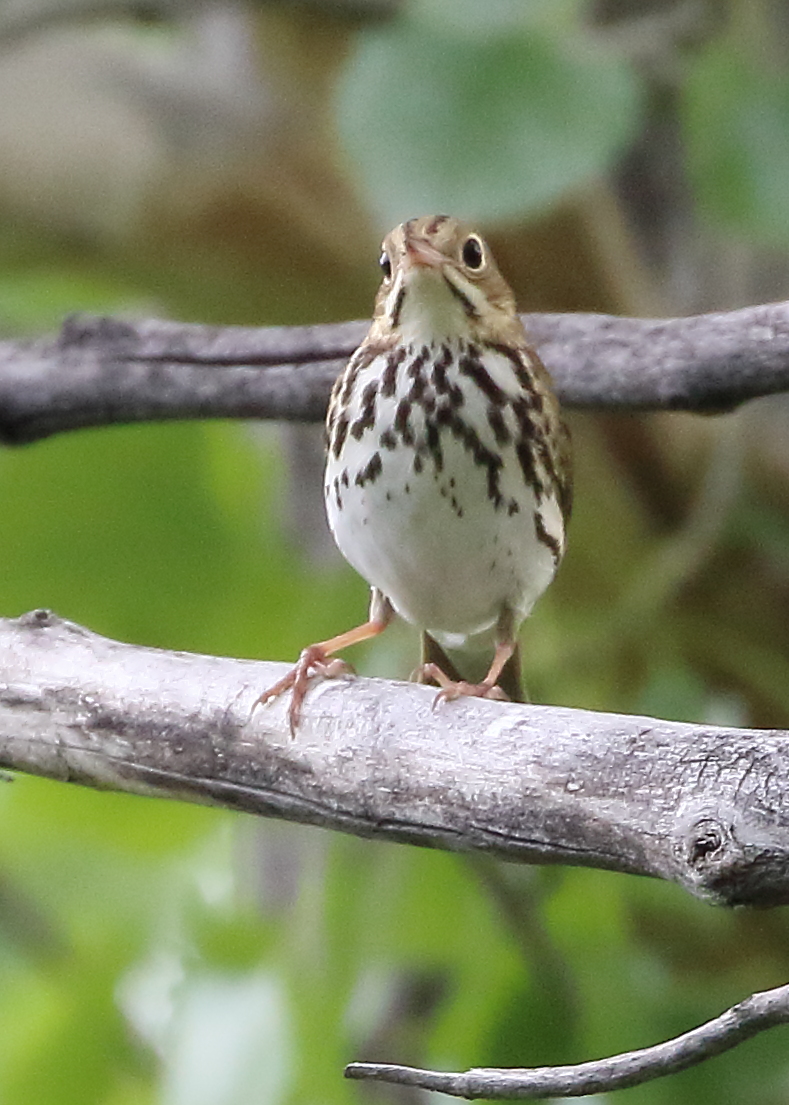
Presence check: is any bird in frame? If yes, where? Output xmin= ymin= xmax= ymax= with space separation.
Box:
xmin=258 ymin=215 xmax=572 ymax=733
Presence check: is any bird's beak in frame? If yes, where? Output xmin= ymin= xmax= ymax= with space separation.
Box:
xmin=402 ymin=236 xmax=445 ymax=270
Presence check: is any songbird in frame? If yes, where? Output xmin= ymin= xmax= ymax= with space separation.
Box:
xmin=259 ymin=215 xmax=572 ymax=731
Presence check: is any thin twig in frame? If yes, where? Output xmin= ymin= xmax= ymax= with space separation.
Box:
xmin=345 ymin=983 xmax=789 ymax=1098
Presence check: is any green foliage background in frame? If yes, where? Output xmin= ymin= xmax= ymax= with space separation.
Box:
xmin=1 ymin=2 xmax=789 ymax=1103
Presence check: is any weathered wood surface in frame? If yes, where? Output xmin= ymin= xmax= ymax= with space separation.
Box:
xmin=1 ymin=610 xmax=787 ymax=908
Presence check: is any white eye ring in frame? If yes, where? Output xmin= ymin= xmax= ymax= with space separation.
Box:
xmin=379 ymin=251 xmax=392 ymax=280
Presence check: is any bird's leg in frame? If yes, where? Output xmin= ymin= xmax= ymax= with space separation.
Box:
xmin=421 ymin=641 xmax=513 ymax=705
xmin=419 ymin=608 xmax=520 ymax=707
xmin=254 ymin=589 xmax=394 ymax=734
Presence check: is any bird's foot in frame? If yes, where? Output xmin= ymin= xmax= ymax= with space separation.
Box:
xmin=416 ymin=663 xmax=510 ymax=709
xmin=254 ymin=645 xmax=355 ymax=735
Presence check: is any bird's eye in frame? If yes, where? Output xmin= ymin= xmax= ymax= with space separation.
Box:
xmin=461 ymin=236 xmax=484 ymax=270
xmin=379 ymin=251 xmax=392 ymax=280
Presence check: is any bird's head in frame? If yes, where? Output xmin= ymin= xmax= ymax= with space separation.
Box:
xmin=369 ymin=215 xmax=522 ymax=347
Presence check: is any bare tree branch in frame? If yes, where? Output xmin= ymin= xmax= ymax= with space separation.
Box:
xmin=0 ymin=315 xmax=363 ymax=445
xmin=345 ymin=983 xmax=789 ymax=1099
xmin=1 ymin=609 xmax=788 ymax=908
xmin=2 ymin=300 xmax=789 ymax=444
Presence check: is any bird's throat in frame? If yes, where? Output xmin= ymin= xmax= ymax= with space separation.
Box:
xmin=388 ymin=267 xmax=476 ymax=346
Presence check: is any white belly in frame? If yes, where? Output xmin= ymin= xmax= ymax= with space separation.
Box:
xmin=324 ymin=346 xmax=563 ymax=644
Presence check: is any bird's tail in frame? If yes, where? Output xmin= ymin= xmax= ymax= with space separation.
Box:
xmin=420 ymin=632 xmax=525 ymax=703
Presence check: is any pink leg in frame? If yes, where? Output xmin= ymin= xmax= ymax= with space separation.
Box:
xmin=417 ymin=608 xmax=520 ymax=709
xmin=254 ymin=591 xmax=393 ymax=734
xmin=420 ymin=638 xmax=515 ymax=709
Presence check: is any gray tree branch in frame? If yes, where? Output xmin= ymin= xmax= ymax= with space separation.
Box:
xmin=345 ymin=983 xmax=789 ymax=1099
xmin=1 ymin=610 xmax=788 ymax=907
xmin=3 ymin=299 xmax=789 ymax=444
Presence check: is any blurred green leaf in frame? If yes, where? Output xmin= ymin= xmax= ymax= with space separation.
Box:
xmin=685 ymin=40 xmax=789 ymax=244
xmin=337 ymin=10 xmax=641 ymax=226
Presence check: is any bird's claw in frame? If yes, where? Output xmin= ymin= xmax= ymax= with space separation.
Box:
xmin=416 ymin=663 xmax=509 ymax=709
xmin=253 ymin=646 xmax=355 ymax=736
xmin=431 ymin=680 xmax=509 ymax=709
